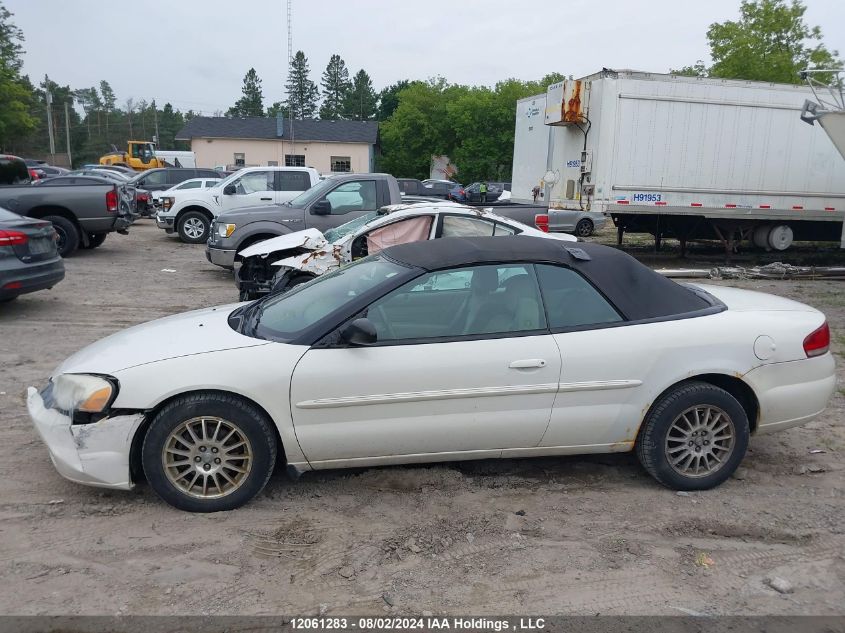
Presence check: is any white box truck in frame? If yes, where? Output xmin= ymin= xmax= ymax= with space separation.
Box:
xmin=512 ymin=69 xmax=845 ymax=253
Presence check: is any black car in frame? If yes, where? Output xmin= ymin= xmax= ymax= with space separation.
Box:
xmin=0 ymin=206 xmax=64 ymax=302
xmin=128 ymin=168 xmax=222 ymax=216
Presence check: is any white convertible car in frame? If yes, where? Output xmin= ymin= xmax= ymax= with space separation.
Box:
xmin=234 ymin=202 xmax=576 ymax=301
xmin=27 ymin=237 xmax=835 ymax=512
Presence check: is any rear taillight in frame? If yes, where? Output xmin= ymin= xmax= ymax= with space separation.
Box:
xmin=28 ymin=168 xmax=40 ymax=180
xmin=137 ymin=192 xmax=149 ymax=202
xmin=803 ymin=322 xmax=830 ymax=358
xmin=535 ymin=214 xmax=550 ymax=233
xmin=0 ymin=229 xmax=28 ymax=246
xmin=106 ymin=188 xmax=118 ymax=213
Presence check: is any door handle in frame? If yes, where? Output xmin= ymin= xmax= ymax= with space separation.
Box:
xmin=260 ymin=197 xmax=273 ymax=201
xmin=509 ymin=359 xmax=547 ymax=369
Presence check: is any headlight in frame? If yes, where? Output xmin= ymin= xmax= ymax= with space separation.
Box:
xmin=219 ymin=223 xmax=236 ymax=237
xmin=162 ymin=197 xmax=173 ymax=210
xmin=52 ymin=374 xmax=117 ymax=413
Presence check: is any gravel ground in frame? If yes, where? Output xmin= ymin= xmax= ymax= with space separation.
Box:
xmin=0 ymin=220 xmax=842 ymax=616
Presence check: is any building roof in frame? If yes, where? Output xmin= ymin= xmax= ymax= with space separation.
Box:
xmin=175 ymin=117 xmax=379 ymax=144
xmin=381 ymin=236 xmax=714 ymax=321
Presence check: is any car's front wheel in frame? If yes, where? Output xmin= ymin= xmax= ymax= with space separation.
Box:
xmin=44 ymin=215 xmax=80 ymax=257
xmin=142 ymin=392 xmax=277 ymax=512
xmin=177 ymin=211 xmax=210 ymax=244
xmin=636 ymin=381 xmax=749 ymax=490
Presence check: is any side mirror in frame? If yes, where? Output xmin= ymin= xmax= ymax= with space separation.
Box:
xmin=223 ymin=184 xmax=237 ymax=195
xmin=339 ymin=318 xmax=377 ymax=346
xmin=312 ymin=199 xmax=331 ymax=215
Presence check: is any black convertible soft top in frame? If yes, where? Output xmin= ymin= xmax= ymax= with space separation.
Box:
xmin=381 ymin=236 xmax=715 ymax=321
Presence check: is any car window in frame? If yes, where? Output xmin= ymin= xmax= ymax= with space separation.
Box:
xmin=278 ymin=171 xmax=312 ymax=192
xmin=142 ymin=171 xmax=168 ymax=187
xmin=166 ymin=170 xmax=190 ymax=185
xmin=366 ymin=264 xmax=546 ymax=341
xmin=255 ymin=256 xmax=408 ymax=340
xmin=441 ymin=215 xmax=498 ymax=237
xmin=536 ymin=264 xmax=623 ymax=328
xmin=493 ymin=222 xmax=516 ymax=236
xmin=234 ymin=170 xmax=274 ymax=194
xmin=178 ymin=180 xmax=202 ymax=190
xmin=325 ymin=180 xmax=377 ymax=214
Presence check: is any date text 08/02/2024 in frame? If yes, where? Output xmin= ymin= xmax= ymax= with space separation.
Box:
xmin=290 ymin=617 xmax=546 ymax=631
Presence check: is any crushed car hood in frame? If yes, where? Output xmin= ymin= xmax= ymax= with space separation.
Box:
xmin=53 ymin=304 xmax=270 ymax=376
xmin=238 ymin=228 xmax=327 ymax=258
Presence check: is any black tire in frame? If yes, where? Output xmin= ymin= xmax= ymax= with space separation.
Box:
xmin=271 ymin=273 xmax=313 ymax=295
xmin=636 ymin=381 xmax=749 ymax=491
xmin=575 ymin=218 xmax=594 ymax=237
xmin=141 ymin=392 xmax=277 ymax=512
xmin=177 ymin=211 xmax=211 ymax=244
xmin=44 ymin=215 xmax=80 ymax=257
xmin=82 ymin=233 xmax=107 ymax=249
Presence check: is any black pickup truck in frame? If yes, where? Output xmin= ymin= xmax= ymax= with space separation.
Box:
xmin=0 ymin=164 xmax=136 ymax=256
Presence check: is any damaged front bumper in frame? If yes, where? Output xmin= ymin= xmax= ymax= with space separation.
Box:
xmin=26 ymin=387 xmax=144 ymax=490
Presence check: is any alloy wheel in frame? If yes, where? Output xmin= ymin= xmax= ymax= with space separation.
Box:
xmin=162 ymin=417 xmax=253 ymax=499
xmin=183 ymin=217 xmax=206 ymax=240
xmin=664 ymin=405 xmax=735 ymax=478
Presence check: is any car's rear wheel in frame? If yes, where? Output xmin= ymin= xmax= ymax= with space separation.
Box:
xmin=142 ymin=392 xmax=277 ymax=512
xmin=575 ymin=218 xmax=594 ymax=237
xmin=178 ymin=211 xmax=210 ymax=244
xmin=636 ymin=381 xmax=748 ymax=490
xmin=83 ymin=233 xmax=107 ymax=249
xmin=44 ymin=215 xmax=79 ymax=257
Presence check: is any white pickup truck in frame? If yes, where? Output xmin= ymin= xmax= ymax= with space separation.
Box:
xmin=155 ymin=166 xmax=320 ymax=243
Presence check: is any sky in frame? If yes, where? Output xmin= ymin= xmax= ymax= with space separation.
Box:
xmin=8 ymin=0 xmax=845 ymax=115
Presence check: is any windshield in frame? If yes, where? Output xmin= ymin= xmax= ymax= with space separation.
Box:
xmin=323 ymin=211 xmax=381 ymax=243
xmin=286 ymin=176 xmax=339 ymax=207
xmin=250 ymin=256 xmax=408 ymax=341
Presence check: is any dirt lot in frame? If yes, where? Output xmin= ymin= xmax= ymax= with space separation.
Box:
xmin=0 ymin=221 xmax=843 ymax=616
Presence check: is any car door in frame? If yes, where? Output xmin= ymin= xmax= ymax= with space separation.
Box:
xmin=530 ymin=264 xmax=647 ymax=451
xmin=305 ymin=180 xmax=380 ymax=233
xmin=221 ymin=169 xmax=277 ymax=212
xmin=289 ymin=263 xmax=562 ymax=465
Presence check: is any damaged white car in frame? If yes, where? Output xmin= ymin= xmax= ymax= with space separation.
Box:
xmin=234 ymin=202 xmax=577 ymax=300
xmin=27 ymin=236 xmax=835 ymax=513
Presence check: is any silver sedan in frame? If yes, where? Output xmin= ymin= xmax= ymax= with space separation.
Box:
xmin=548 ymin=209 xmax=607 ymax=237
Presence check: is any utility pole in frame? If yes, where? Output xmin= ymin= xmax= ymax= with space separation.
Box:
xmin=287 ymin=0 xmax=294 ymax=162
xmin=153 ymin=102 xmax=160 ymax=148
xmin=44 ymin=74 xmax=56 ymax=162
xmin=64 ymin=101 xmax=72 ymax=167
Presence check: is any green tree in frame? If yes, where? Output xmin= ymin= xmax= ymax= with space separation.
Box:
xmin=228 ymin=67 xmax=264 ymax=117
xmin=0 ymin=3 xmax=35 ymax=147
xmin=342 ymin=69 xmax=377 ymax=120
xmin=285 ymin=51 xmax=319 ymax=119
xmin=672 ymin=0 xmax=840 ymax=83
xmin=376 ymin=79 xmax=411 ymax=121
xmin=319 ymin=54 xmax=351 ymax=120
xmin=99 ymin=80 xmax=116 ymax=135
xmin=379 ymin=78 xmax=469 ymax=178
xmin=266 ymin=101 xmax=289 ymax=118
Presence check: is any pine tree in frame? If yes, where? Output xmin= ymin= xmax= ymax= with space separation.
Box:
xmin=342 ymin=69 xmax=377 ymax=121
xmin=319 ymin=54 xmax=350 ymax=120
xmin=227 ymin=68 xmax=264 ymax=117
xmin=285 ymin=51 xmax=319 ymax=119
xmin=99 ymin=80 xmax=116 ymax=135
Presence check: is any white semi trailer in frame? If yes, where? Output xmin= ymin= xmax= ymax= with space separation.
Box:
xmin=512 ymin=69 xmax=845 ymax=253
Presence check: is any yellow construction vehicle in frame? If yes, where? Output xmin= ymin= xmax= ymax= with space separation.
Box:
xmin=99 ymin=141 xmax=164 ymax=171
